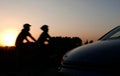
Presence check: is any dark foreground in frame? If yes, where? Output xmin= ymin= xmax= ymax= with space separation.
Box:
xmin=0 ymin=46 xmax=61 ymax=76
xmin=0 ymin=68 xmax=60 ymax=76
xmin=0 ymin=37 xmax=82 ymax=76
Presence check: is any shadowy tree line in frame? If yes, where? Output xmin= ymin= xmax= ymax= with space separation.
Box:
xmin=50 ymin=36 xmax=82 ymax=53
xmin=84 ymin=39 xmax=94 ymax=44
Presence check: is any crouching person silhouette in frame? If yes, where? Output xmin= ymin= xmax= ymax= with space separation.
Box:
xmin=15 ymin=23 xmax=36 ymax=48
xmin=36 ymin=24 xmax=51 ymax=46
xmin=33 ymin=25 xmax=52 ymax=70
xmin=15 ymin=23 xmax=36 ymax=71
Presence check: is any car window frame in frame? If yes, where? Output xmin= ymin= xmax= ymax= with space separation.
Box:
xmin=98 ymin=26 xmax=120 ymax=40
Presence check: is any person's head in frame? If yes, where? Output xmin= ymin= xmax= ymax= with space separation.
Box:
xmin=41 ymin=25 xmax=49 ymax=32
xmin=23 ymin=23 xmax=31 ymax=31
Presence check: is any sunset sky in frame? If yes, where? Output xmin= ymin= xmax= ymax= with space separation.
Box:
xmin=0 ymin=0 xmax=120 ymax=46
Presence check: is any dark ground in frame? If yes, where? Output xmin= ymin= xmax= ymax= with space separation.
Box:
xmin=0 ymin=37 xmax=82 ymax=76
xmin=0 ymin=46 xmax=62 ymax=76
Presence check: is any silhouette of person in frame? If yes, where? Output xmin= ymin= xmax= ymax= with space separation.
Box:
xmin=36 ymin=24 xmax=51 ymax=46
xmin=15 ymin=23 xmax=36 ymax=71
xmin=15 ymin=23 xmax=36 ymax=48
xmin=33 ymin=25 xmax=52 ymax=69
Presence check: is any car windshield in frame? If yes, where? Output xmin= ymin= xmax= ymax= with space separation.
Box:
xmin=99 ymin=26 xmax=120 ymax=40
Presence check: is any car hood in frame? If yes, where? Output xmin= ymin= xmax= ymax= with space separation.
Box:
xmin=63 ymin=39 xmax=120 ymax=65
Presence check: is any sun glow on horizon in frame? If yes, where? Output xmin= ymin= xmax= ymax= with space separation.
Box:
xmin=0 ymin=30 xmax=17 ymax=46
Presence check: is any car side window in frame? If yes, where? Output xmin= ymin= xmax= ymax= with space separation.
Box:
xmin=99 ymin=26 xmax=120 ymax=40
xmin=109 ymin=31 xmax=120 ymax=39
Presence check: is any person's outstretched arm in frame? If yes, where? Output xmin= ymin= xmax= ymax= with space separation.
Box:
xmin=30 ymin=35 xmax=37 ymax=42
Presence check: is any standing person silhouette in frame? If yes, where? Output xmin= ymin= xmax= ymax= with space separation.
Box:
xmin=15 ymin=23 xmax=36 ymax=48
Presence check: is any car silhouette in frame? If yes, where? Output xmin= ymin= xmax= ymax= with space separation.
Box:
xmin=59 ymin=25 xmax=120 ymax=76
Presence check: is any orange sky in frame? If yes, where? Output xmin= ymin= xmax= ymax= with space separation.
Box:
xmin=0 ymin=0 xmax=120 ymax=46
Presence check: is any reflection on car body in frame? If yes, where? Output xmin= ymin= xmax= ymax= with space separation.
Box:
xmin=59 ymin=25 xmax=120 ymax=76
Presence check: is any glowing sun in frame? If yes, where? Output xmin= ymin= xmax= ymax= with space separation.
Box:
xmin=1 ymin=33 xmax=17 ymax=46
